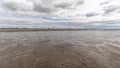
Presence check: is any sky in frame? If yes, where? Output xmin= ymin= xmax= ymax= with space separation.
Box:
xmin=0 ymin=0 xmax=120 ymax=28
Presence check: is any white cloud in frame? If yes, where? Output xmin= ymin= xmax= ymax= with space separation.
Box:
xmin=2 ymin=0 xmax=33 ymax=11
xmin=0 ymin=0 xmax=119 ymax=28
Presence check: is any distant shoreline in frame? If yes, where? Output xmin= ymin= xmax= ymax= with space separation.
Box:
xmin=0 ymin=28 xmax=120 ymax=32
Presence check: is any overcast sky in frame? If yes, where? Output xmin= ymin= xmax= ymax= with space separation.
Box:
xmin=0 ymin=0 xmax=120 ymax=28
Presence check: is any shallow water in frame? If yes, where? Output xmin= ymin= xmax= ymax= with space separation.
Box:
xmin=0 ymin=30 xmax=120 ymax=68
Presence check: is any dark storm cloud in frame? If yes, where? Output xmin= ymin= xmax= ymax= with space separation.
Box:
xmin=85 ymin=12 xmax=99 ymax=17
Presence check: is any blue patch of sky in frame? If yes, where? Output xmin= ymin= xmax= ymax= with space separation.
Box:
xmin=40 ymin=16 xmax=69 ymax=21
xmin=0 ymin=12 xmax=69 ymax=22
xmin=13 ymin=15 xmax=69 ymax=22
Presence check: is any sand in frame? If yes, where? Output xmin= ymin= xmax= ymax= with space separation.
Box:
xmin=0 ymin=30 xmax=119 ymax=68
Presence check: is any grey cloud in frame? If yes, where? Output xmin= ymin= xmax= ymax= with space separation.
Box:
xmin=103 ymin=5 xmax=120 ymax=14
xmin=33 ymin=4 xmax=52 ymax=13
xmin=1 ymin=0 xmax=53 ymax=14
xmin=40 ymin=0 xmax=55 ymax=5
xmin=100 ymin=1 xmax=120 ymax=15
xmin=54 ymin=3 xmax=72 ymax=9
xmin=1 ymin=0 xmax=33 ymax=11
xmin=85 ymin=12 xmax=99 ymax=17
xmin=117 ymin=10 xmax=120 ymax=13
xmin=54 ymin=0 xmax=84 ymax=9
xmin=100 ymin=1 xmax=111 ymax=6
xmin=76 ymin=0 xmax=84 ymax=5
xmin=0 ymin=0 xmax=85 ymax=16
xmin=2 ymin=1 xmax=19 ymax=11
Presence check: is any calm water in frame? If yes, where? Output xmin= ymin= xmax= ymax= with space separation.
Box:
xmin=0 ymin=30 xmax=119 ymax=68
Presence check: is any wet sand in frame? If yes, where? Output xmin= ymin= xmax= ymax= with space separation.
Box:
xmin=0 ymin=30 xmax=120 ymax=68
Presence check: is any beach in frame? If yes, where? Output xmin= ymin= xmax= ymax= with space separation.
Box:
xmin=0 ymin=30 xmax=119 ymax=68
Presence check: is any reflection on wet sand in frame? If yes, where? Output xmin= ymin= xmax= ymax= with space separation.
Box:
xmin=0 ymin=30 xmax=120 ymax=68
